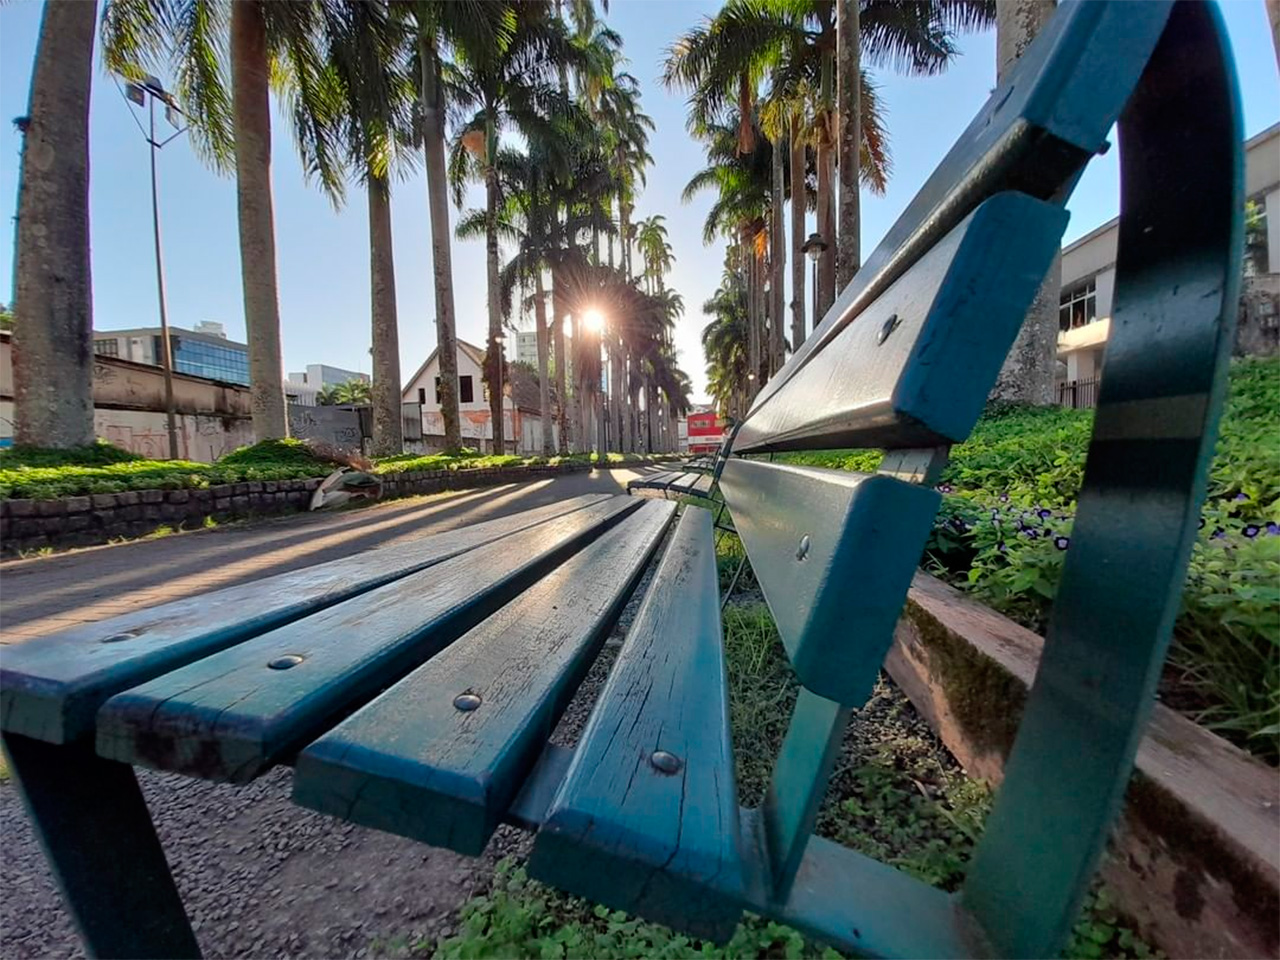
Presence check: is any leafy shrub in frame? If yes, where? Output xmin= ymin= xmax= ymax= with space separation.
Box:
xmin=217 ymin=438 xmax=334 ymax=470
xmin=780 ymin=358 xmax=1279 ymax=761
xmin=0 ymin=440 xmax=143 ymax=468
xmin=433 ymin=861 xmax=839 ymax=960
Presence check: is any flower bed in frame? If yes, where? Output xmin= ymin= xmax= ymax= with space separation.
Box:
xmin=782 ymin=357 xmax=1280 ymax=763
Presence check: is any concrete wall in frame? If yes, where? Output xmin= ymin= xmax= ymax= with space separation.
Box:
xmin=288 ymin=404 xmax=364 ymax=453
xmin=1 ymin=335 xmax=256 ymax=460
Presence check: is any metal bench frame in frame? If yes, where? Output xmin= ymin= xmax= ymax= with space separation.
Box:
xmin=0 ymin=3 xmax=1242 ymax=958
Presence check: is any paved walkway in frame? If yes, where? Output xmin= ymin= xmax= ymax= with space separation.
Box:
xmin=0 ymin=467 xmax=656 ymax=959
xmin=1 ymin=467 xmax=649 ymax=642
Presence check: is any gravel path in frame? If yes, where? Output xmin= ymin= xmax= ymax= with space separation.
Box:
xmin=0 ymin=504 xmax=666 ymax=960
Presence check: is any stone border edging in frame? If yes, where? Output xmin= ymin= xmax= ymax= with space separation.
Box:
xmin=887 ymin=571 xmax=1279 ymax=960
xmin=0 ymin=461 xmax=597 ymax=556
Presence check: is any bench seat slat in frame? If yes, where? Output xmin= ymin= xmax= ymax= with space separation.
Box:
xmin=735 ymin=193 xmax=1068 ymax=453
xmin=292 ymin=500 xmax=676 ymax=855
xmin=0 ymin=494 xmax=612 ymax=745
xmin=93 ymin=497 xmax=640 ymax=783
xmin=718 ymin=460 xmax=939 ymax=705
xmin=529 ymin=507 xmax=744 ymax=941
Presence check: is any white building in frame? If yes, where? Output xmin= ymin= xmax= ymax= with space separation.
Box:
xmin=284 ymin=363 xmax=369 ymax=407
xmin=1057 ymin=123 xmax=1279 ymax=405
xmin=401 ymin=339 xmax=555 ymax=454
xmin=515 ymin=329 xmax=570 ymax=378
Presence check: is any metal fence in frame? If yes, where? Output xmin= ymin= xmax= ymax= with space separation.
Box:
xmin=1057 ymin=377 xmax=1100 ymax=409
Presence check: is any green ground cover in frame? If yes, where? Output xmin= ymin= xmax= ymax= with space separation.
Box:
xmin=779 ymin=357 xmax=1280 ymax=762
xmin=0 ymin=439 xmax=676 ymax=501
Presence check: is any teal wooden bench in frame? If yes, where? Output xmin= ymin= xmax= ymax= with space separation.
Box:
xmin=0 ymin=3 xmax=1242 ymax=957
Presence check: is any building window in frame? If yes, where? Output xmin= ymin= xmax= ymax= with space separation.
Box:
xmin=418 ymin=387 xmax=427 ymax=405
xmin=1059 ymin=279 xmax=1097 ymax=332
xmin=93 ymin=339 xmax=119 ymax=357
xmin=460 ymin=375 xmax=474 ymax=404
xmin=166 ymin=336 xmax=250 ymax=385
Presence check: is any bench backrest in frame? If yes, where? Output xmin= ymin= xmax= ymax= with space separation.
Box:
xmin=717 ymin=1 xmax=1243 ymax=956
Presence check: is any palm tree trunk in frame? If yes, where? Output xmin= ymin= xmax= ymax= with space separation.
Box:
xmin=611 ymin=334 xmax=624 ymax=452
xmin=770 ymin=135 xmax=786 ymax=374
xmin=744 ymin=226 xmax=759 ymax=391
xmin=535 ymin=271 xmax=553 ymax=456
xmin=836 ymin=0 xmax=861 ymax=289
xmin=552 ymin=274 xmax=569 ymax=454
xmin=13 ymin=0 xmax=96 ymax=448
xmin=420 ymin=35 xmax=462 ymax=452
xmin=620 ymin=202 xmax=632 ymax=280
xmin=989 ymin=0 xmax=1059 ymax=405
xmin=789 ymin=113 xmax=807 ymax=353
xmin=231 ymin=0 xmax=287 ymax=441
xmin=368 ymin=176 xmax=402 ymax=457
xmin=484 ymin=159 xmax=505 ymax=453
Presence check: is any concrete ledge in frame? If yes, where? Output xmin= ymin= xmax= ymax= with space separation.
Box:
xmin=887 ymin=572 xmax=1280 ymax=960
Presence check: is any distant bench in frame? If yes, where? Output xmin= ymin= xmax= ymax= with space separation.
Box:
xmin=0 ymin=3 xmax=1243 ymax=957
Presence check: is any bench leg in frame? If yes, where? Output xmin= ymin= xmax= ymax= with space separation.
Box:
xmin=3 ymin=732 xmax=200 ymax=959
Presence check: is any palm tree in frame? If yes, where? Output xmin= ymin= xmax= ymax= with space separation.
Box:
xmin=317 ymin=377 xmax=373 ymax=405
xmin=405 ymin=1 xmax=516 ymax=453
xmin=13 ymin=0 xmax=98 ymax=449
xmin=666 ymin=0 xmax=993 ymax=322
xmin=104 ymin=0 xmax=354 ymax=443
xmin=323 ymin=2 xmax=418 ymax=457
xmin=990 ymin=0 xmax=1057 ymax=405
xmin=701 ymin=268 xmax=751 ymax=418
xmin=446 ymin=4 xmax=581 ymax=454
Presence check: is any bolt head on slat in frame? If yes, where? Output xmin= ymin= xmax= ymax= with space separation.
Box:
xmin=796 ymin=535 xmax=811 ymax=561
xmin=268 ymin=654 xmax=305 ymax=670
xmin=100 ymin=630 xmax=140 ymax=644
xmin=453 ymin=692 xmax=482 ymax=712
xmin=650 ymin=750 xmax=682 ymax=775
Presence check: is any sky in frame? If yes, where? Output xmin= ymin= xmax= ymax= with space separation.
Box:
xmin=1 ymin=1 xmax=1277 ymax=404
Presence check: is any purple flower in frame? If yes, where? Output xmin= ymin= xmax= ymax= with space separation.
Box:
xmin=1243 ymin=524 xmax=1260 ymax=538
xmin=1268 ymin=522 xmax=1280 ymax=536
xmin=999 ymin=493 xmax=1010 ymax=503
xmin=1212 ymin=528 xmax=1226 ymax=540
xmin=1054 ymin=536 xmax=1070 ymax=550
xmin=1234 ymin=492 xmax=1250 ymax=502
xmin=1037 ymin=508 xmax=1051 ymax=519
xmin=1022 ymin=528 xmax=1039 ymax=539
xmin=937 ymin=483 xmax=954 ymax=494
xmin=997 ymin=542 xmax=1007 ymax=553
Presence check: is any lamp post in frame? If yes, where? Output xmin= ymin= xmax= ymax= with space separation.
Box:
xmin=123 ymin=76 xmax=186 ymax=460
xmin=494 ymin=331 xmax=507 ymax=454
xmin=802 ymin=232 xmax=828 ymax=336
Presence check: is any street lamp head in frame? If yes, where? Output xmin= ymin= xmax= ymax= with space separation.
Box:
xmin=802 ymin=232 xmax=828 ymax=262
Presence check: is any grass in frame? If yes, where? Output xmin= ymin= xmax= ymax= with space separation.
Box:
xmin=0 ymin=438 xmax=682 ymax=501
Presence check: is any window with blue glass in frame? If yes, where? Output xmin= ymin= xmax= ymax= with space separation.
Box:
xmin=163 ymin=336 xmax=250 ymax=385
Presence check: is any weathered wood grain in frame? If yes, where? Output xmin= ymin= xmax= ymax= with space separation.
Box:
xmin=93 ymin=497 xmax=639 ymax=783
xmin=718 ymin=459 xmax=939 ymax=705
xmin=734 ymin=194 xmax=1067 ymax=453
xmin=0 ymin=494 xmax=613 ymax=745
xmin=529 ymin=507 xmax=745 ymax=941
xmin=292 ymin=500 xmax=676 ymax=855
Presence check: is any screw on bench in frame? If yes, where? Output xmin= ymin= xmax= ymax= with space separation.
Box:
xmin=453 ymin=692 xmax=482 ymax=712
xmin=650 ymin=750 xmax=682 ymax=775
xmin=268 ymin=654 xmax=304 ymax=670
xmin=796 ymin=535 xmax=811 ymax=561
xmin=101 ymin=631 xmax=140 ymax=643
xmin=877 ymin=313 xmax=901 ymax=345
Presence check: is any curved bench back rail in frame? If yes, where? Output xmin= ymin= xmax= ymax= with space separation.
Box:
xmin=715 ymin=1 xmax=1243 ymax=957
